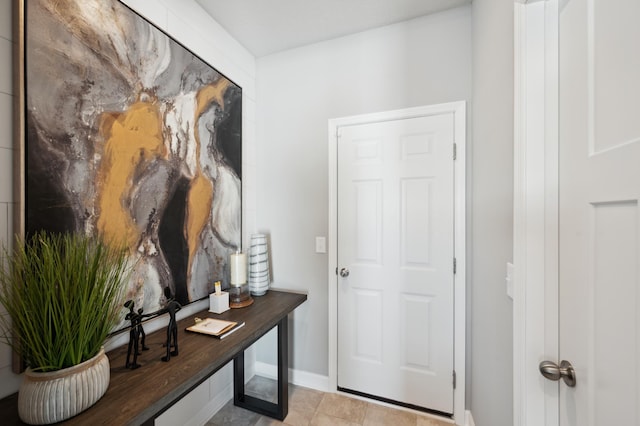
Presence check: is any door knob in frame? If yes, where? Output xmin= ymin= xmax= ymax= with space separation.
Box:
xmin=539 ymin=360 xmax=576 ymax=387
xmin=339 ymin=268 xmax=350 ymax=277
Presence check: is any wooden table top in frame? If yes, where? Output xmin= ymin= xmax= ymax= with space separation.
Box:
xmin=0 ymin=290 xmax=307 ymax=425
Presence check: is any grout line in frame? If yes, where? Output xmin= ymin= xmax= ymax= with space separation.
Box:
xmin=210 ymin=377 xmax=452 ymax=426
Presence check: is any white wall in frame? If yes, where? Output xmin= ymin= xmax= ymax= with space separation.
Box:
xmin=254 ymin=6 xmax=472 ymax=378
xmin=0 ymin=2 xmax=519 ymax=424
xmin=0 ymin=0 xmax=24 ymax=399
xmin=470 ymin=0 xmax=514 ymax=425
xmin=0 ymin=1 xmax=258 ymax=416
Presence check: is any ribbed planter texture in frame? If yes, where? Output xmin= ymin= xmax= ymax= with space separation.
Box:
xmin=18 ymin=348 xmax=110 ymax=425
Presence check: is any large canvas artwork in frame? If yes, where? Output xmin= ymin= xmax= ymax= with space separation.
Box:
xmin=20 ymin=0 xmax=242 ymax=320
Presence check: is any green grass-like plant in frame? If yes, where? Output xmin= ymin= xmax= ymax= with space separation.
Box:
xmin=0 ymin=231 xmax=129 ymax=372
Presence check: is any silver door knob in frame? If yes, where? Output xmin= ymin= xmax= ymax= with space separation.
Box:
xmin=339 ymin=268 xmax=350 ymax=277
xmin=539 ymin=360 xmax=576 ymax=387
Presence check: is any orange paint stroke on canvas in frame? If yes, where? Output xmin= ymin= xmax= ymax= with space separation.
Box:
xmin=185 ymin=172 xmax=214 ymax=262
xmin=97 ymin=100 xmax=166 ymax=249
xmin=182 ymin=79 xmax=230 ymax=294
xmin=195 ymin=79 xmax=229 ymax=122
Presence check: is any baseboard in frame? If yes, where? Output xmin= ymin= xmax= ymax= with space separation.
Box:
xmin=253 ymin=361 xmax=276 ymax=379
xmin=254 ymin=361 xmax=330 ymax=392
xmin=183 ymin=382 xmax=233 ymax=426
xmin=161 ymin=361 xmax=255 ymax=426
xmin=465 ymin=410 xmax=475 ymax=426
xmin=183 ymin=363 xmax=328 ymax=425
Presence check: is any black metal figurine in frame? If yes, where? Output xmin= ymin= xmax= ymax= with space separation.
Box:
xmin=124 ymin=300 xmax=148 ymax=369
xmin=161 ymin=287 xmax=182 ymax=362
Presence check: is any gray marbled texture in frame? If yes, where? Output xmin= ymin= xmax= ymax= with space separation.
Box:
xmin=24 ymin=0 xmax=242 ymax=322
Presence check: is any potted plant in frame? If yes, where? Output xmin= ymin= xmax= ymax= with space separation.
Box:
xmin=0 ymin=231 xmax=130 ymax=425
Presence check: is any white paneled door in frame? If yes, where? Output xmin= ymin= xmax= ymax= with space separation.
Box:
xmin=336 ymin=113 xmax=455 ymax=414
xmin=557 ymin=0 xmax=640 ymax=424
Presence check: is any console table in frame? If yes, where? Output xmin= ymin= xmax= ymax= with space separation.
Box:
xmin=0 ymin=290 xmax=307 ymax=425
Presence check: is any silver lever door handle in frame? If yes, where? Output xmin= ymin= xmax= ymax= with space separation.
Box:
xmin=539 ymin=360 xmax=576 ymax=387
xmin=339 ymin=268 xmax=350 ymax=278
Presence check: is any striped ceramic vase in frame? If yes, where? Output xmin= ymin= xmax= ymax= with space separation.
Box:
xmin=248 ymin=234 xmax=270 ymax=296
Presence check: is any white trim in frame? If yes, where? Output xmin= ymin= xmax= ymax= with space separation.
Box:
xmin=465 ymin=410 xmax=476 ymax=426
xmin=179 ymin=382 xmax=233 ymax=426
xmin=158 ymin=364 xmax=239 ymax=426
xmin=587 ymin=0 xmax=595 ymax=155
xmin=513 ymin=1 xmax=559 ymax=426
xmin=328 ymin=102 xmax=467 ymax=425
xmin=254 ymin=361 xmax=331 ymax=392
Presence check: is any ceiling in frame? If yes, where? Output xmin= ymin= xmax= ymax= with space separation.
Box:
xmin=196 ymin=0 xmax=471 ymax=57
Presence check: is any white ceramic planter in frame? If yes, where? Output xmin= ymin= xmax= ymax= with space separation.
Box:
xmin=18 ymin=348 xmax=110 ymax=425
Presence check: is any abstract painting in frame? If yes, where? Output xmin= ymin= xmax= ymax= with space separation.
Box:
xmin=20 ymin=0 xmax=242 ymax=320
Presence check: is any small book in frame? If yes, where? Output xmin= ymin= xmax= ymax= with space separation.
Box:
xmin=186 ymin=318 xmax=245 ymax=339
xmin=217 ymin=321 xmax=245 ymax=339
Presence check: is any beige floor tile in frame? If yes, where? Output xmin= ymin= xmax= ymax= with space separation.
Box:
xmin=206 ymin=399 xmax=262 ymax=425
xmin=282 ymin=408 xmax=313 ymax=426
xmin=416 ymin=415 xmax=453 ymax=426
xmin=207 ymin=376 xmax=453 ymax=426
xmin=290 ymin=384 xmax=324 ymax=412
xmin=255 ymin=417 xmax=284 ymax=426
xmin=316 ymin=393 xmax=368 ymax=424
xmin=246 ymin=375 xmax=279 ymax=403
xmin=362 ymin=404 xmax=417 ymax=426
xmin=281 ymin=384 xmax=324 ymax=426
xmin=310 ymin=412 xmax=361 ymax=426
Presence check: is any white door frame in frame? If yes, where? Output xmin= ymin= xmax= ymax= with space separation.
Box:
xmin=513 ymin=1 xmax=559 ymax=425
xmin=327 ymin=102 xmax=466 ymax=424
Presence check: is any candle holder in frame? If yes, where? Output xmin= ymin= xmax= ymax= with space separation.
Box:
xmin=229 ymin=283 xmax=253 ymax=308
xmin=229 ymin=252 xmax=253 ymax=309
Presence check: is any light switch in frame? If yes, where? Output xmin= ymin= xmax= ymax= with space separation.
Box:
xmin=315 ymin=237 xmax=326 ymax=253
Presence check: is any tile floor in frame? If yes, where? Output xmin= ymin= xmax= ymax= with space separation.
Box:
xmin=206 ymin=376 xmax=452 ymax=426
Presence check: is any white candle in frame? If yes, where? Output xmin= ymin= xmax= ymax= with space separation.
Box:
xmin=215 ymin=281 xmax=221 ymax=295
xmin=230 ymin=252 xmax=247 ymax=285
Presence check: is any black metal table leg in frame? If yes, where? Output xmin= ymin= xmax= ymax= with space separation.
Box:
xmin=233 ymin=316 xmax=289 ymax=420
xmin=277 ymin=315 xmax=289 ymax=418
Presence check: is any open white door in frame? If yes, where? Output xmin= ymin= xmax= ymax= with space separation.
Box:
xmin=557 ymin=0 xmax=640 ymax=424
xmin=515 ymin=1 xmax=640 ymax=425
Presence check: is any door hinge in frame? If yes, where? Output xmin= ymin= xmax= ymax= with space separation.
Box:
xmin=453 ymin=257 xmax=457 ymax=274
xmin=453 ymin=143 xmax=457 ymax=160
xmin=453 ymin=370 xmax=457 ymax=389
